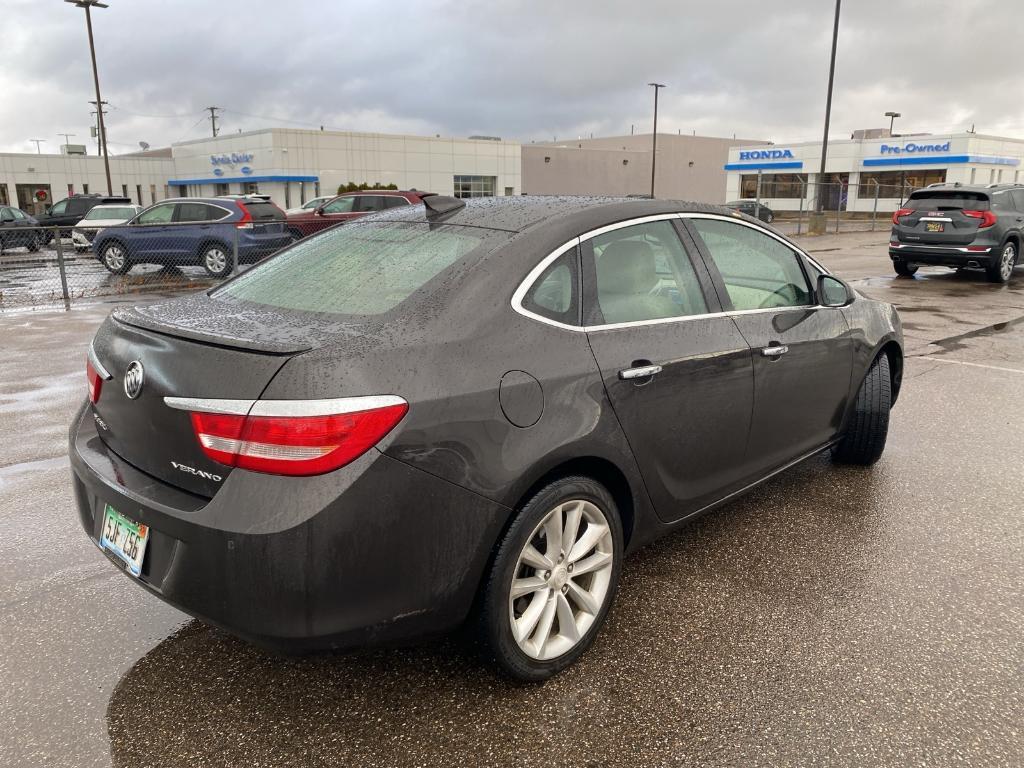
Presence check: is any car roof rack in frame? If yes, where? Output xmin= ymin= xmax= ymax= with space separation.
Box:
xmin=422 ymin=195 xmax=465 ymax=219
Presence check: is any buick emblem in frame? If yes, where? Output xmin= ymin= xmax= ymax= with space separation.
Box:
xmin=123 ymin=360 xmax=145 ymax=400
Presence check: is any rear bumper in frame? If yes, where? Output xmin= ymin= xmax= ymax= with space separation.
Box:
xmin=888 ymin=242 xmax=995 ymax=267
xmin=68 ymin=401 xmax=510 ymax=651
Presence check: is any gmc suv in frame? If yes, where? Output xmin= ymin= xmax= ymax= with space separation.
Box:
xmin=889 ymin=184 xmax=1024 ymax=283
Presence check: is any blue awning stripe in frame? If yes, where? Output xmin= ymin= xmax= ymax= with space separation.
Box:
xmin=168 ymin=175 xmax=319 ymax=185
xmin=862 ymin=155 xmax=1020 ymax=168
xmin=723 ymin=161 xmax=804 ymax=171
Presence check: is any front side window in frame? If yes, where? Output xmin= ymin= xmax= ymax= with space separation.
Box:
xmin=49 ymin=200 xmax=68 ymax=216
xmin=135 ymin=204 xmax=176 ymax=225
xmin=11 ymin=208 xmax=27 ymax=220
xmin=690 ymin=218 xmax=811 ymax=311
xmin=0 ymin=208 xmax=14 ymax=222
xmin=215 ymin=222 xmax=505 ymax=316
xmin=588 ymin=220 xmax=708 ymax=325
xmin=522 ymin=247 xmax=579 ymax=325
xmin=323 ymin=196 xmax=356 ymax=214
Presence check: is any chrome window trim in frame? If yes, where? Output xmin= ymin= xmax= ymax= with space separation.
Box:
xmin=164 ymin=395 xmax=407 ymax=417
xmin=510 ymin=211 xmax=832 ymax=333
xmin=87 ymin=343 xmax=112 ymax=381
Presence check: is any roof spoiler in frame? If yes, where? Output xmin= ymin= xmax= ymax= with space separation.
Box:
xmin=422 ymin=195 xmax=465 ymax=219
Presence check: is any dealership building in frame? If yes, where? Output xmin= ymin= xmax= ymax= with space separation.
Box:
xmin=0 ymin=128 xmax=522 ymax=212
xmin=724 ymin=132 xmax=1024 ymax=213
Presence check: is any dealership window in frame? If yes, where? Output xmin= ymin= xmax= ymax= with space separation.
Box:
xmin=453 ymin=175 xmax=496 ymax=198
xmin=150 ymin=184 xmax=157 ymax=204
xmin=67 ymin=183 xmax=74 ymax=197
xmin=214 ymin=183 xmax=230 ymax=196
xmin=505 ymin=186 xmax=514 ymax=196
xmin=83 ymin=183 xmax=89 ymax=194
xmin=740 ymin=173 xmax=806 ymax=199
xmin=136 ymin=184 xmax=143 ymax=205
xmin=243 ymin=182 xmax=259 ymax=195
xmin=858 ymin=170 xmax=946 ymax=197
xmin=121 ymin=184 xmax=129 ymax=199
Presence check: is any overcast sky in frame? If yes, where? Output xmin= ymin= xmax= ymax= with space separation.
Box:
xmin=3 ymin=0 xmax=1022 ymax=155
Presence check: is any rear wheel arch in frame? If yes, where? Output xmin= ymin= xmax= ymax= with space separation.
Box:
xmin=878 ymin=340 xmax=903 ymax=404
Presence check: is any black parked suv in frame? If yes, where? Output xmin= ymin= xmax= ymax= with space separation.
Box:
xmin=889 ymin=184 xmax=1024 ymax=283
xmin=726 ymin=199 xmax=775 ymax=223
xmin=35 ymin=194 xmax=132 ymax=242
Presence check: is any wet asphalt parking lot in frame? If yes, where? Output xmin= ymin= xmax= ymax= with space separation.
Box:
xmin=1 ymin=231 xmax=1021 ymax=767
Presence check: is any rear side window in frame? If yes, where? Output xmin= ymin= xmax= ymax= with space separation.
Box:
xmin=243 ymin=202 xmax=284 ymax=221
xmin=588 ymin=220 xmax=708 ymax=325
xmin=1010 ymin=190 xmax=1024 ymax=212
xmin=177 ymin=203 xmax=224 ymax=222
xmin=355 ymin=196 xmax=385 ymax=213
xmin=215 ymin=222 xmax=504 ymax=316
xmin=384 ymin=196 xmax=410 ymax=208
xmin=522 ymin=247 xmax=579 ymax=326
xmin=690 ymin=218 xmax=811 ymax=311
xmin=906 ymin=191 xmax=989 ymax=211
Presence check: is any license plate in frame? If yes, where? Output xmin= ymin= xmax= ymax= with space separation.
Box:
xmin=99 ymin=504 xmax=150 ymax=577
xmin=925 ymin=222 xmax=945 ymax=233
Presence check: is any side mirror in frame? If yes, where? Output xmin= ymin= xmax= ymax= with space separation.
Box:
xmin=817 ymin=274 xmax=853 ymax=307
xmin=314 ymin=206 xmax=325 ymax=216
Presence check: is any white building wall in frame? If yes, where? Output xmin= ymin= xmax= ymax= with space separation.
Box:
xmin=725 ymin=133 xmax=1024 ymax=214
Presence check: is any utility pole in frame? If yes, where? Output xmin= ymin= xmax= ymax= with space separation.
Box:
xmin=67 ymin=0 xmax=113 ymax=195
xmin=648 ymin=83 xmax=666 ymax=199
xmin=29 ymin=139 xmax=46 ymax=154
xmin=89 ymin=100 xmax=109 ymax=161
xmin=810 ymin=0 xmax=841 ymax=234
xmin=206 ymin=106 xmax=221 ymax=138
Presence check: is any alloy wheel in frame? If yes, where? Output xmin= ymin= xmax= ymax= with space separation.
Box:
xmin=104 ymin=245 xmax=125 ymax=271
xmin=1000 ymin=243 xmax=1015 ymax=281
xmin=204 ymin=248 xmax=228 ymax=275
xmin=508 ymin=499 xmax=614 ymax=661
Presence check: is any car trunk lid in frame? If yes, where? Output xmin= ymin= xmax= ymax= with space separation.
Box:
xmin=89 ymin=294 xmax=370 ymax=496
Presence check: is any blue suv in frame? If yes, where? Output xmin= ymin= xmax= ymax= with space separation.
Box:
xmin=92 ymin=197 xmax=292 ymax=277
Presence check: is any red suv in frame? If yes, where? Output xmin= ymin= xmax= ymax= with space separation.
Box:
xmin=286 ymin=190 xmax=432 ymax=239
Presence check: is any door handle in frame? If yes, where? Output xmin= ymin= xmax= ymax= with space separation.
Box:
xmin=761 ymin=345 xmax=789 ymax=357
xmin=619 ymin=364 xmax=663 ymax=380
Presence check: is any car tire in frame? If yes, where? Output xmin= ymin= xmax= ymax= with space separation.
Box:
xmin=287 ymin=227 xmax=303 ymax=242
xmin=893 ymin=260 xmax=918 ymax=277
xmin=100 ymin=242 xmax=131 ymax=275
xmin=986 ymin=241 xmax=1016 ymax=284
xmin=833 ymin=353 xmax=891 ymax=466
xmin=480 ymin=475 xmax=623 ymax=681
xmin=765 ymin=212 xmax=774 ymax=223
xmin=200 ymin=243 xmax=232 ymax=278
xmin=26 ymin=234 xmax=41 ymax=252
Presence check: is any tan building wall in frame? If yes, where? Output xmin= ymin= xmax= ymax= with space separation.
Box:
xmin=523 ymin=133 xmax=769 ymax=203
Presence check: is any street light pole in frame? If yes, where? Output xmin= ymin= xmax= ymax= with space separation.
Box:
xmin=66 ymin=0 xmax=112 ymax=195
xmin=812 ymin=0 xmax=842 ymax=226
xmin=885 ymin=111 xmax=901 ymax=137
xmin=648 ymin=83 xmax=666 ymax=199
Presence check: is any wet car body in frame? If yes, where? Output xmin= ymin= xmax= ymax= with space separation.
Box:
xmin=70 ymin=197 xmax=903 ymax=658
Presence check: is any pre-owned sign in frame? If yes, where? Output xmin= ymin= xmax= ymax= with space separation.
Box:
xmin=879 ymin=142 xmax=951 ymax=155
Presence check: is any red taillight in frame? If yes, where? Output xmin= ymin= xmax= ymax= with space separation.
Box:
xmin=965 ymin=245 xmax=991 ymax=252
xmin=892 ymin=208 xmax=913 ymax=225
xmin=963 ymin=209 xmax=997 ymax=228
xmin=235 ymin=202 xmax=254 ymax=229
xmin=86 ymin=358 xmax=103 ymax=404
xmin=189 ymin=401 xmax=408 ymax=476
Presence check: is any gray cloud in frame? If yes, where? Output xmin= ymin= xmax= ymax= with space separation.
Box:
xmin=2 ymin=0 xmax=1022 ymax=154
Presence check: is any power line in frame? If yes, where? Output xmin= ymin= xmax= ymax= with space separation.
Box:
xmin=107 ymin=103 xmax=203 ymax=120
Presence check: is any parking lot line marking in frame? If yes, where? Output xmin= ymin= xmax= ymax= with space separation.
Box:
xmin=917 ymin=357 xmax=1024 ymax=375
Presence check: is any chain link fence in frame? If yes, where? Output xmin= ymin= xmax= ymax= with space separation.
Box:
xmin=744 ymin=180 xmax=923 ymax=236
xmin=0 ymin=221 xmax=294 ymax=311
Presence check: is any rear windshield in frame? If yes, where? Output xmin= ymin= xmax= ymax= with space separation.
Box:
xmin=906 ymin=191 xmax=989 ymax=211
xmin=83 ymin=206 xmax=136 ymax=220
xmin=242 ymin=202 xmax=285 ymax=221
xmin=214 ymin=222 xmax=505 ymax=315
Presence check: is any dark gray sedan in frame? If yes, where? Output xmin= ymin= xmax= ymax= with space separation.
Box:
xmin=70 ymin=196 xmax=903 ymax=680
